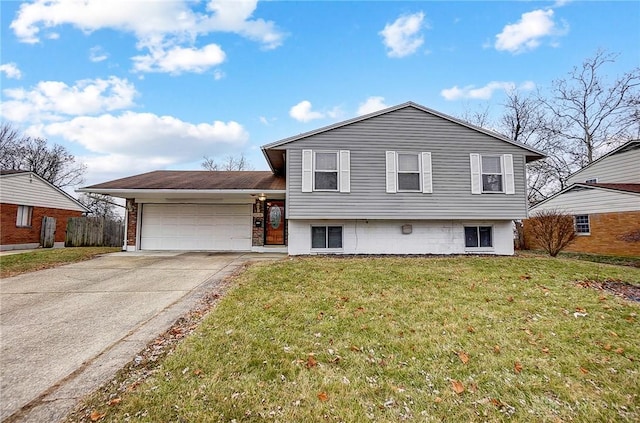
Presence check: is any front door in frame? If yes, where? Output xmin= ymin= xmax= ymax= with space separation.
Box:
xmin=265 ymin=200 xmax=285 ymax=245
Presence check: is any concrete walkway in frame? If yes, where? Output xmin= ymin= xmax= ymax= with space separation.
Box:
xmin=0 ymin=251 xmax=285 ymax=423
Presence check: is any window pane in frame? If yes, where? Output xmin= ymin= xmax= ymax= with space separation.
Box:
xmin=575 ymin=215 xmax=590 ymax=233
xmin=311 ymin=227 xmax=327 ymax=248
xmin=398 ymin=153 xmax=419 ymax=171
xmin=398 ymin=173 xmax=420 ymax=191
xmin=315 ymin=172 xmax=338 ymax=190
xmin=482 ymin=174 xmax=503 ymax=192
xmin=479 ymin=226 xmax=492 ymax=247
xmin=482 ymin=156 xmax=501 ymax=173
xmin=327 ymin=226 xmax=343 ymax=248
xmin=316 ymin=153 xmax=337 ymax=171
xmin=464 ymin=227 xmax=478 ymax=247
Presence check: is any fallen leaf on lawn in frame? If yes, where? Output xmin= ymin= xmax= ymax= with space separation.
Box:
xmin=457 ymin=351 xmax=469 ymax=364
xmin=470 ymin=283 xmax=476 ymax=290
xmin=193 ymin=369 xmax=202 ymax=376
xmin=451 ymin=380 xmax=465 ymax=394
xmin=576 ymin=307 xmax=587 ymax=313
xmin=519 ymin=275 xmax=531 ymax=280
xmin=514 ymin=361 xmax=523 ymax=374
xmin=467 ymin=325 xmax=475 ymax=333
xmin=306 ymin=355 xmax=318 ymax=368
xmin=615 ymin=348 xmax=624 ymax=354
xmin=317 ymin=392 xmax=329 ymax=402
xmin=317 ymin=312 xmax=324 ymax=320
xmin=90 ymin=411 xmax=105 ymax=421
xmin=493 ymin=345 xmax=501 ymax=354
xmin=468 ymin=382 xmax=478 ymax=393
xmin=263 ymin=304 xmax=272 ymax=310
xmin=490 ymin=398 xmax=503 ymax=408
xmin=610 ymin=331 xmax=618 ymax=337
xmin=434 ymin=397 xmax=443 ymax=403
xmin=604 ymin=344 xmax=612 ymax=351
xmin=107 ymin=397 xmax=121 ymax=406
xmin=542 ymin=347 xmax=550 ymax=354
xmin=579 ymin=367 xmax=589 ymax=374
xmin=507 ymin=296 xmax=514 ymax=302
xmin=350 ymin=345 xmax=361 ymax=352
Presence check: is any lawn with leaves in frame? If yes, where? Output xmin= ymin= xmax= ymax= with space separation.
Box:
xmin=72 ymin=256 xmax=639 ymax=422
xmin=0 ymin=247 xmax=120 ymax=278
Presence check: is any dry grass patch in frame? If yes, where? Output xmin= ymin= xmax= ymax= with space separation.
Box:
xmin=70 ymin=256 xmax=639 ymax=422
xmin=0 ymin=247 xmax=120 ymax=278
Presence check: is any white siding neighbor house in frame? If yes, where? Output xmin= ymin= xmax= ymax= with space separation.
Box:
xmin=80 ymin=102 xmax=545 ymax=255
xmin=526 ymin=140 xmax=640 ymax=257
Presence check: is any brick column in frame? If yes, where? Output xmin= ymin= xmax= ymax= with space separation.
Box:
xmin=252 ymin=199 xmax=264 ymax=246
xmin=126 ymin=199 xmax=138 ymax=248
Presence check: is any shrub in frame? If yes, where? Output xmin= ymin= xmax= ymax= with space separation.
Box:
xmin=527 ymin=210 xmax=577 ymax=257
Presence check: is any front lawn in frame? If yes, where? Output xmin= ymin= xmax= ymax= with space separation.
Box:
xmin=71 ymin=256 xmax=639 ymax=422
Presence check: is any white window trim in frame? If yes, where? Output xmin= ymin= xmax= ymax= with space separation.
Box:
xmin=481 ymin=155 xmax=505 ymax=194
xmin=302 ymin=149 xmax=350 ymax=193
xmin=396 ymin=152 xmax=422 ymax=192
xmin=310 ymin=225 xmax=344 ymax=250
xmin=313 ymin=150 xmax=339 ymax=192
xmin=16 ymin=205 xmax=33 ymax=227
xmin=386 ymin=151 xmax=432 ymax=194
xmin=574 ymin=215 xmax=590 ymax=236
xmin=470 ymin=154 xmax=515 ymax=195
xmin=463 ymin=225 xmax=495 ymax=251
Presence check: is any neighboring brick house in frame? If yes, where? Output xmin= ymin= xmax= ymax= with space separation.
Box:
xmin=524 ymin=140 xmax=640 ymax=257
xmin=0 ymin=171 xmax=88 ymax=250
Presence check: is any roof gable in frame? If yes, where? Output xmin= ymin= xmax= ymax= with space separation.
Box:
xmin=531 ymin=182 xmax=640 ymax=211
xmin=0 ymin=171 xmax=88 ymax=212
xmin=567 ymin=140 xmax=640 ymax=181
xmin=262 ymin=101 xmax=546 ymax=174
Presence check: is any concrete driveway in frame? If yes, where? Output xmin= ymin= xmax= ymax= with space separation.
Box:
xmin=0 ymin=251 xmax=284 ymax=423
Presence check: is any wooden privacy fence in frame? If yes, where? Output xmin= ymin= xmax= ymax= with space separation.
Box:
xmin=65 ymin=217 xmax=124 ymax=247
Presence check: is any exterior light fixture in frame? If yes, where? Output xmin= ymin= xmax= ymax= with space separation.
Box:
xmin=258 ymin=193 xmax=266 ymax=201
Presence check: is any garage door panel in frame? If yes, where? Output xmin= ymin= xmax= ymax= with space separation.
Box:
xmin=140 ymin=204 xmax=251 ymax=251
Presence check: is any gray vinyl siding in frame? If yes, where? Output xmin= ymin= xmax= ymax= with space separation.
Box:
xmin=0 ymin=173 xmax=86 ymax=211
xmin=284 ymin=107 xmax=530 ymax=220
xmin=566 ymin=147 xmax=640 ymax=185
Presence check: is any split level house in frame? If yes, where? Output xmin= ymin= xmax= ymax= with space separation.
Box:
xmin=80 ymin=102 xmax=545 ymax=255
xmin=0 ymin=170 xmax=88 ymax=250
xmin=525 ymin=140 xmax=640 ymax=257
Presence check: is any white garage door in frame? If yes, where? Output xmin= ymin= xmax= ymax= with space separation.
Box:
xmin=140 ymin=204 xmax=252 ymax=251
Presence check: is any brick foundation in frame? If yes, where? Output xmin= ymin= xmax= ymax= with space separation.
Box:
xmin=523 ymin=210 xmax=640 ymax=257
xmin=0 ymin=203 xmax=84 ymax=248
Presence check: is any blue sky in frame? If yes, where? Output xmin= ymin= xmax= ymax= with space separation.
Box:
xmin=1 ymin=0 xmax=638 ymax=187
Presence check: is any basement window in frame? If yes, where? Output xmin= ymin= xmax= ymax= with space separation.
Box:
xmin=464 ymin=226 xmax=493 ymax=248
xmin=311 ymin=226 xmax=343 ymax=249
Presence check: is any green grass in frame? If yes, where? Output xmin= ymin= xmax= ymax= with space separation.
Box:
xmin=0 ymin=247 xmax=120 ymax=278
xmin=72 ymin=256 xmax=639 ymax=422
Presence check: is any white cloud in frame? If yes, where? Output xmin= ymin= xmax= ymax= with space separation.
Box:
xmin=495 ymin=9 xmax=568 ymax=54
xmin=213 ymin=69 xmax=225 ymax=80
xmin=0 ymin=76 xmax=137 ymax=122
xmin=441 ymin=81 xmax=535 ymax=101
xmin=89 ymin=46 xmax=108 ymax=62
xmin=357 ymin=96 xmax=388 ymax=116
xmin=132 ymin=43 xmax=226 ymax=74
xmin=289 ymin=100 xmax=325 ymax=123
xmin=10 ymin=0 xmax=285 ymax=74
xmin=379 ymin=12 xmax=426 ymax=58
xmin=0 ymin=63 xmax=22 ymax=79
xmin=42 ymin=112 xmax=248 ymax=161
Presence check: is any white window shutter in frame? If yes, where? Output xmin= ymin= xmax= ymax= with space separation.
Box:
xmin=302 ymin=149 xmax=313 ymax=193
xmin=385 ymin=151 xmax=397 ymax=193
xmin=503 ymin=154 xmax=515 ymax=194
xmin=339 ymin=150 xmax=350 ymax=193
xmin=470 ymin=153 xmax=481 ymax=194
xmin=421 ymin=152 xmax=432 ymax=194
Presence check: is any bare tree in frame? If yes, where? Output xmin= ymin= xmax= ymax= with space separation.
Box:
xmin=78 ymin=193 xmax=122 ymax=220
xmin=0 ymin=123 xmax=86 ymax=188
xmin=526 ymin=209 xmax=577 ymax=257
xmin=201 ymin=153 xmax=254 ymax=171
xmin=458 ymin=103 xmax=494 ymax=129
xmin=539 ymin=49 xmax=640 ymax=166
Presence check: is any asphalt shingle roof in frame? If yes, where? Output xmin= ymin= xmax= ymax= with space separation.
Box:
xmin=83 ymin=170 xmax=285 ymax=191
